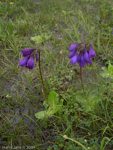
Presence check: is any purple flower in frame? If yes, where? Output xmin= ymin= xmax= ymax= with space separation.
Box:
xmin=88 ymin=58 xmax=92 ymax=64
xmin=89 ymin=44 xmax=96 ymax=58
xmin=36 ymin=55 xmax=39 ymax=61
xmin=27 ymin=56 xmax=34 ymax=69
xmin=79 ymin=55 xmax=85 ymax=67
xmin=70 ymin=55 xmax=78 ymax=65
xmin=21 ymin=48 xmax=33 ymax=57
xmin=19 ymin=57 xmax=28 ymax=67
xmin=84 ymin=50 xmax=89 ymax=63
xmin=69 ymin=43 xmax=80 ymax=51
xmin=77 ymin=53 xmax=81 ymax=63
xmin=69 ymin=43 xmax=96 ymax=67
xmin=69 ymin=50 xmax=76 ymax=58
xmin=19 ymin=48 xmax=39 ymax=69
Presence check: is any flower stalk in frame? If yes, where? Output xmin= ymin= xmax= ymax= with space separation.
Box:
xmin=80 ymin=67 xmax=85 ymax=93
xmin=38 ymin=50 xmax=48 ymax=102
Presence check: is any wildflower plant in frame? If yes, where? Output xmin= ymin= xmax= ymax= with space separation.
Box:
xmin=69 ymin=43 xmax=96 ymax=92
xmin=19 ymin=47 xmax=63 ymax=119
xmin=19 ymin=48 xmax=47 ymax=101
xmin=68 ymin=42 xmax=100 ymax=113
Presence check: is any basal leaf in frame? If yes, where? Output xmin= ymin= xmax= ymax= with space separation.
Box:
xmin=101 ymin=62 xmax=113 ymax=79
xmin=48 ymin=91 xmax=59 ymax=107
xmin=30 ymin=35 xmax=43 ymax=43
xmin=35 ymin=110 xmax=47 ymax=119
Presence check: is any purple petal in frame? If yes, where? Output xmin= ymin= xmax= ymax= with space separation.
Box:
xmin=19 ymin=57 xmax=28 ymax=67
xmin=27 ymin=56 xmax=34 ymax=69
xmin=84 ymin=50 xmax=92 ymax=64
xmin=89 ymin=44 xmax=96 ymax=58
xmin=70 ymin=55 xmax=78 ymax=65
xmin=84 ymin=50 xmax=89 ymax=63
xmin=69 ymin=44 xmax=80 ymax=51
xmin=36 ymin=55 xmax=39 ymax=61
xmin=88 ymin=58 xmax=92 ymax=64
xmin=21 ymin=48 xmax=33 ymax=57
xmin=77 ymin=54 xmax=81 ymax=63
xmin=69 ymin=51 xmax=76 ymax=58
xmin=79 ymin=55 xmax=85 ymax=67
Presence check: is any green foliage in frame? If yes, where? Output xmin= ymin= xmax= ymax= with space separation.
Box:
xmin=30 ymin=33 xmax=52 ymax=44
xmin=35 ymin=91 xmax=63 ymax=119
xmin=0 ymin=0 xmax=113 ymax=149
xmin=76 ymin=90 xmax=103 ymax=113
xmin=100 ymin=137 xmax=111 ymax=150
xmin=62 ymin=135 xmax=88 ymax=150
xmin=101 ymin=62 xmax=113 ymax=79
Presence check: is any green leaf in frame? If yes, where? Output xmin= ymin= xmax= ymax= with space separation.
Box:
xmin=46 ymin=107 xmax=57 ymax=116
xmin=35 ymin=92 xmax=63 ymax=119
xmin=48 ymin=91 xmax=63 ymax=114
xmin=101 ymin=62 xmax=113 ymax=79
xmin=35 ymin=108 xmax=57 ymax=119
xmin=35 ymin=110 xmax=47 ymax=119
xmin=43 ymin=101 xmax=49 ymax=109
xmin=48 ymin=91 xmax=59 ymax=107
xmin=76 ymin=90 xmax=102 ymax=112
xmin=30 ymin=35 xmax=43 ymax=43
xmin=30 ymin=34 xmax=51 ymax=44
xmin=62 ymin=135 xmax=88 ymax=150
xmin=108 ymin=63 xmax=113 ymax=74
xmin=100 ymin=137 xmax=111 ymax=150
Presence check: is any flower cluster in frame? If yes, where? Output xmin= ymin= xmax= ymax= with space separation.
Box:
xmin=69 ymin=43 xmax=96 ymax=67
xmin=19 ymin=48 xmax=39 ymax=69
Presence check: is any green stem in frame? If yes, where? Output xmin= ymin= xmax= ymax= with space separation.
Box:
xmin=38 ymin=50 xmax=48 ymax=102
xmin=80 ymin=67 xmax=85 ymax=93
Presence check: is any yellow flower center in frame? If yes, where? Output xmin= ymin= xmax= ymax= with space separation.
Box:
xmin=9 ymin=2 xmax=14 ymax=5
